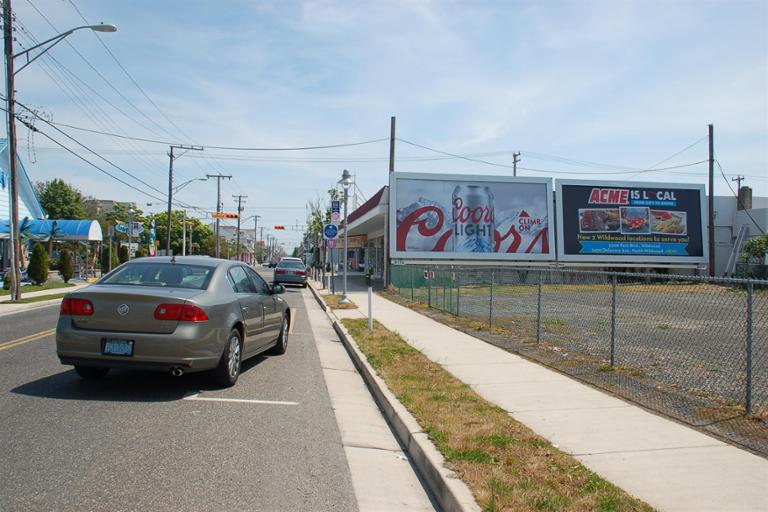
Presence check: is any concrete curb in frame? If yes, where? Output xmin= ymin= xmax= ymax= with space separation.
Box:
xmin=0 ymin=297 xmax=64 ymax=318
xmin=308 ymin=280 xmax=480 ymax=512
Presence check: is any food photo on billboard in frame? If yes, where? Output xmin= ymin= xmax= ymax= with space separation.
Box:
xmin=556 ymin=179 xmax=707 ymax=264
xmin=389 ymin=172 xmax=555 ymax=261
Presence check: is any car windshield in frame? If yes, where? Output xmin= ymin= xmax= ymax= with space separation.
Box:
xmin=100 ymin=263 xmax=215 ymax=290
xmin=277 ymin=261 xmax=305 ymax=269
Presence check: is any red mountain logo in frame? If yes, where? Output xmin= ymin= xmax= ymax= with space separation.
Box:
xmin=519 ymin=210 xmax=530 ymax=218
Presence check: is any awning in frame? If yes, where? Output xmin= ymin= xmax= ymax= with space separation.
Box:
xmin=0 ymin=219 xmax=103 ymax=241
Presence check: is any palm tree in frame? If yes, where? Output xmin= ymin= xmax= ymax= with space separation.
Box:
xmin=47 ymin=220 xmax=61 ymax=257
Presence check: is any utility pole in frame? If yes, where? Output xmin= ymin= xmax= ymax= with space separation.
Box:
xmin=4 ymin=0 xmax=21 ymax=300
xmin=384 ymin=115 xmax=396 ymax=287
xmin=233 ymin=195 xmax=247 ymax=261
xmin=253 ymin=215 xmax=260 ymax=265
xmin=731 ymin=176 xmax=745 ymax=190
xmin=181 ymin=210 xmax=186 ymax=256
xmin=166 ymin=144 xmax=203 ymax=255
xmin=513 ymin=152 xmax=521 ymax=177
xmin=708 ymin=124 xmax=715 ymax=277
xmin=206 ymin=173 xmax=232 ymax=258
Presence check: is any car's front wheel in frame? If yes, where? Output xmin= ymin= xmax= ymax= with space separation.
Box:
xmin=74 ymin=366 xmax=109 ymax=380
xmin=213 ymin=328 xmax=242 ymax=387
xmin=270 ymin=315 xmax=289 ymax=355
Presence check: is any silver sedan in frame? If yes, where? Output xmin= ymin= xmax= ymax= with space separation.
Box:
xmin=56 ymin=257 xmax=290 ymax=387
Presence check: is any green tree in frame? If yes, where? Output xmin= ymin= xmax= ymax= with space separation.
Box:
xmin=742 ymin=234 xmax=768 ymax=263
xmin=100 ymin=242 xmax=120 ymax=273
xmin=60 ymin=249 xmax=74 ymax=283
xmin=35 ymin=179 xmax=87 ymax=219
xmin=118 ymin=245 xmax=129 ymax=264
xmin=27 ymin=243 xmax=49 ymax=285
xmin=150 ymin=211 xmax=214 ymax=256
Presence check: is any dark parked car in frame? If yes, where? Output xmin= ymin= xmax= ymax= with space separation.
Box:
xmin=56 ymin=257 xmax=290 ymax=387
xmin=273 ymin=259 xmax=307 ymax=288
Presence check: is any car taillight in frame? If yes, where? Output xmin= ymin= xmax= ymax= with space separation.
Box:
xmin=276 ymin=269 xmax=286 ymax=275
xmin=296 ymin=271 xmax=306 ymax=276
xmin=60 ymin=298 xmax=94 ymax=316
xmin=154 ymin=303 xmax=208 ymax=322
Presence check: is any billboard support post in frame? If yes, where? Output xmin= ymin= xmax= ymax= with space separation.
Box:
xmin=536 ymin=272 xmax=542 ymax=345
xmin=746 ymin=281 xmax=753 ymax=415
xmin=708 ymin=124 xmax=715 ymax=277
xmin=610 ymin=273 xmax=617 ymax=367
xmin=489 ymin=271 xmax=494 ymax=328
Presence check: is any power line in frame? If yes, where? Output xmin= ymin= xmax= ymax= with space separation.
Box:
xmin=398 ymin=138 xmax=708 ymax=176
xmin=12 ymin=20 xmax=169 ymax=174
xmin=626 ymin=136 xmax=707 ymax=180
xmin=716 ymin=160 xmax=765 ymax=235
xmin=37 ymin=119 xmax=389 ymax=151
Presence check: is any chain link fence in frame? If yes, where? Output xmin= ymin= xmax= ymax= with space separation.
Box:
xmin=390 ymin=265 xmax=768 ymax=456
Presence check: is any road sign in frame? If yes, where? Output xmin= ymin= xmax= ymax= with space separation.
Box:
xmin=115 ymin=222 xmax=144 ymax=236
xmin=327 ymin=239 xmax=336 ymax=249
xmin=331 ymin=200 xmax=341 ymax=222
xmin=323 ymin=224 xmax=338 ymax=239
xmin=211 ymin=212 xmax=239 ymax=219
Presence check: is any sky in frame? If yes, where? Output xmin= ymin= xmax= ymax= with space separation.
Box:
xmin=4 ymin=0 xmax=767 ymax=249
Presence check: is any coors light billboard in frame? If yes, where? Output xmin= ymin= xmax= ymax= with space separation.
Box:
xmin=389 ymin=172 xmax=555 ymax=261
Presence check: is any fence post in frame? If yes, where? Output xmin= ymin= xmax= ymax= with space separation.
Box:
xmin=443 ymin=275 xmax=447 ymax=311
xmin=456 ymin=273 xmax=461 ymax=317
xmin=427 ymin=266 xmax=432 ymax=308
xmin=536 ymin=271 xmax=542 ymax=344
xmin=410 ymin=266 xmax=414 ymax=301
xmin=610 ymin=273 xmax=617 ymax=368
xmin=746 ymin=281 xmax=754 ymax=415
xmin=489 ymin=270 xmax=494 ymax=329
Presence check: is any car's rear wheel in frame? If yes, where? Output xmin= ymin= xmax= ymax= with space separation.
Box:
xmin=213 ymin=329 xmax=242 ymax=387
xmin=74 ymin=366 xmax=109 ymax=380
xmin=270 ymin=315 xmax=288 ymax=355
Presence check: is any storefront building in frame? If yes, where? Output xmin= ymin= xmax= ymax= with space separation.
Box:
xmin=333 ymin=186 xmax=388 ymax=280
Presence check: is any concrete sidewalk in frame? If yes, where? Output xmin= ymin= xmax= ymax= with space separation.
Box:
xmin=0 ymin=281 xmax=89 ymax=317
xmin=334 ymin=288 xmax=768 ymax=512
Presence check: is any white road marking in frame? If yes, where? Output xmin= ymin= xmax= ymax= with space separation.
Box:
xmin=183 ymin=392 xmax=298 ymax=406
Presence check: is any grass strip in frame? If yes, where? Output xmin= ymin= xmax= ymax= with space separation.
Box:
xmin=323 ymin=293 xmax=359 ymax=310
xmin=0 ymin=281 xmax=74 ymax=296
xmin=342 ymin=317 xmax=653 ymax=512
xmin=1 ymin=292 xmax=68 ymax=304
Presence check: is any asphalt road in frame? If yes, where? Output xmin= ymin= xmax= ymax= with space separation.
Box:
xmin=0 ymin=284 xmax=358 ymax=511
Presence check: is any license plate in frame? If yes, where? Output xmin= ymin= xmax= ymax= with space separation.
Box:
xmin=103 ymin=339 xmax=134 ymax=356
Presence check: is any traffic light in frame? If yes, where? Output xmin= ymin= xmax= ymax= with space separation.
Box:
xmin=274 ymin=225 xmax=285 ymax=230
xmin=211 ymin=212 xmax=239 ymax=219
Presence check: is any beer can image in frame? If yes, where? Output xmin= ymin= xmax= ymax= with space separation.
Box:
xmin=451 ymin=185 xmax=496 ymax=252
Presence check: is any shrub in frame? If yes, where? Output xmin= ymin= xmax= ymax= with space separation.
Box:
xmin=60 ymin=249 xmax=74 ymax=283
xmin=28 ymin=243 xmax=50 ymax=285
xmin=118 ymin=245 xmax=129 ymax=264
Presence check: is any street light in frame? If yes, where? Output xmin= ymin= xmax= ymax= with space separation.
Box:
xmin=338 ymin=169 xmax=353 ymax=304
xmin=3 ymin=5 xmax=116 ymax=300
xmin=173 ymin=176 xmax=208 ymax=194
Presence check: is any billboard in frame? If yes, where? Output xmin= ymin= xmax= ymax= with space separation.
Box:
xmin=556 ymin=180 xmax=707 ymax=264
xmin=389 ymin=172 xmax=554 ymax=261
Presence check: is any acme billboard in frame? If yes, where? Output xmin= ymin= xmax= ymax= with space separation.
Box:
xmin=389 ymin=172 xmax=554 ymax=261
xmin=556 ymin=179 xmax=707 ymax=264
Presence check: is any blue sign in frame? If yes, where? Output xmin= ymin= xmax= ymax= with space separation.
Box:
xmin=331 ymin=200 xmax=341 ymax=222
xmin=323 ymin=224 xmax=338 ymax=239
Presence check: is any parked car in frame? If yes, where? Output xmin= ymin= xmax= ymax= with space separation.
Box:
xmin=273 ymin=259 xmax=307 ymax=288
xmin=56 ymin=256 xmax=290 ymax=387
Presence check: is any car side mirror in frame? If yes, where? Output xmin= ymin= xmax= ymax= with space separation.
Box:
xmin=271 ymin=284 xmax=285 ymax=295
